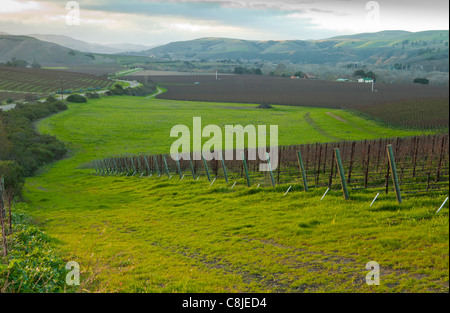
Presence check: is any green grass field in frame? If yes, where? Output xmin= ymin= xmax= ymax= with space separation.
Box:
xmin=21 ymin=96 xmax=448 ymax=292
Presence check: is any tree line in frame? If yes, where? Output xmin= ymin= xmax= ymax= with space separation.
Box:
xmin=0 ymin=96 xmax=68 ymax=256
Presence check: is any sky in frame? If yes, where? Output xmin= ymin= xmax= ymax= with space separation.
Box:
xmin=0 ymin=0 xmax=448 ymax=46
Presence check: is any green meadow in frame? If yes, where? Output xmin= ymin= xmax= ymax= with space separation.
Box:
xmin=21 ymin=95 xmax=448 ymax=292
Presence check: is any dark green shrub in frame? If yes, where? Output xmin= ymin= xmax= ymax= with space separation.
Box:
xmin=413 ymin=78 xmax=429 ymax=85
xmin=66 ymin=94 xmax=87 ymax=103
xmin=85 ymin=92 xmax=100 ymax=99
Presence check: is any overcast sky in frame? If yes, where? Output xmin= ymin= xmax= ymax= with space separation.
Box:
xmin=0 ymin=0 xmax=448 ymax=46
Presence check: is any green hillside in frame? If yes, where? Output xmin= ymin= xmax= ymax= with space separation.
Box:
xmin=0 ymin=35 xmax=114 ymax=66
xmin=143 ymin=30 xmax=449 ymax=70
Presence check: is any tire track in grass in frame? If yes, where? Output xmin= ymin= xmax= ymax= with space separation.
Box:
xmin=242 ymin=236 xmax=449 ymax=292
xmin=303 ymin=112 xmax=341 ymax=142
xmin=150 ymin=235 xmax=448 ymax=292
xmin=326 ymin=112 xmax=380 ymax=136
xmin=148 ymin=236 xmax=368 ymax=292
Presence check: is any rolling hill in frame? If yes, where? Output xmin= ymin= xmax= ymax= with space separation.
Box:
xmin=27 ymin=34 xmax=156 ymax=54
xmin=142 ymin=30 xmax=449 ymax=70
xmin=0 ymin=35 xmax=115 ymax=66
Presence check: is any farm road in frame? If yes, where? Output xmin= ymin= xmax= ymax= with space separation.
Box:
xmin=146 ymin=87 xmax=164 ymax=98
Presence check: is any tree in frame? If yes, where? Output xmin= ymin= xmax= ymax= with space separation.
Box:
xmin=0 ymin=161 xmax=24 ymax=235
xmin=353 ymin=69 xmax=366 ymax=77
xmin=274 ymin=63 xmax=287 ymax=76
xmin=234 ymin=67 xmax=246 ymax=74
xmin=365 ymin=71 xmax=376 ymax=80
xmin=31 ymin=59 xmax=41 ymax=68
xmin=253 ymin=68 xmax=263 ymax=75
xmin=66 ymin=94 xmax=87 ymax=103
xmin=0 ymin=119 xmax=11 ymax=160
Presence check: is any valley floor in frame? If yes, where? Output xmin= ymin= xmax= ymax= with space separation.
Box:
xmin=21 ymin=96 xmax=448 ymax=292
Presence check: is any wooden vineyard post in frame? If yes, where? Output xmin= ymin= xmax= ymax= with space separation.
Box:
xmin=387 ymin=144 xmax=402 ymax=204
xmin=105 ymin=159 xmax=111 ymax=174
xmin=347 ymin=141 xmax=355 ymax=184
xmin=136 ymin=157 xmax=143 ymax=174
xmin=144 ymin=156 xmax=151 ymax=176
xmin=436 ymin=135 xmax=446 ymax=182
xmin=106 ymin=158 xmax=113 ymax=174
xmin=153 ymin=155 xmax=161 ymax=177
xmin=364 ymin=143 xmax=371 ymax=189
xmin=98 ymin=159 xmax=105 ymax=174
xmin=296 ymin=150 xmax=308 ymax=192
xmin=112 ymin=158 xmax=119 ymax=174
xmin=99 ymin=159 xmax=106 ymax=175
xmin=188 ymin=157 xmax=196 ymax=180
xmin=334 ymin=148 xmax=349 ymax=200
xmin=93 ymin=160 xmax=99 ymax=174
xmin=412 ymin=137 xmax=419 ymax=178
xmin=163 ymin=155 xmax=171 ymax=178
xmin=175 ymin=155 xmax=182 ymax=179
xmin=130 ymin=157 xmax=137 ymax=175
xmin=241 ymin=151 xmax=251 ymax=187
xmin=266 ymin=152 xmax=276 ymax=188
xmin=328 ymin=150 xmax=335 ymax=188
xmin=220 ymin=153 xmax=229 ymax=183
xmin=202 ymin=154 xmax=211 ymax=182
xmin=385 ymin=161 xmax=390 ymax=194
xmin=316 ymin=144 xmax=322 ymax=185
xmin=124 ymin=157 xmax=130 ymax=174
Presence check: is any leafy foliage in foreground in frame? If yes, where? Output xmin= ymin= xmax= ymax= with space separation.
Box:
xmin=1 ymin=208 xmax=67 ymax=293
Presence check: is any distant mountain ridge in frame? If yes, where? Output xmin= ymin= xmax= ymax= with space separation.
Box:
xmin=0 ymin=34 xmax=114 ymax=65
xmin=141 ymin=30 xmax=449 ymax=70
xmin=27 ymin=34 xmax=156 ymax=54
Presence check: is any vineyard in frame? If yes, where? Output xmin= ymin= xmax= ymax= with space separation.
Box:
xmin=0 ymin=66 xmax=114 ymax=96
xmin=135 ymin=74 xmax=450 ymax=130
xmin=93 ymin=134 xmax=449 ymax=195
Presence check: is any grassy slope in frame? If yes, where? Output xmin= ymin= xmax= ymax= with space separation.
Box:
xmin=22 ymin=96 xmax=448 ymax=292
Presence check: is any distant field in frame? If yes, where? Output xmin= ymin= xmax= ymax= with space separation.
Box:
xmin=57 ymin=64 xmax=125 ymax=76
xmin=0 ymin=66 xmax=115 ymax=95
xmin=129 ymin=70 xmax=233 ymax=76
xmin=144 ymin=75 xmax=449 ymax=130
xmin=0 ymin=90 xmax=43 ymax=102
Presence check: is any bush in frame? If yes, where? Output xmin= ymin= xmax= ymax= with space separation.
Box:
xmin=257 ymin=103 xmax=273 ymax=109
xmin=46 ymin=95 xmax=57 ymax=103
xmin=85 ymin=92 xmax=100 ymax=99
xmin=6 ymin=98 xmax=14 ymax=104
xmin=24 ymin=94 xmax=37 ymax=102
xmin=66 ymin=94 xmax=87 ymax=103
xmin=0 ymin=97 xmax=67 ymax=176
xmin=0 ymin=209 xmax=68 ymax=293
xmin=413 ymin=78 xmax=429 ymax=85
